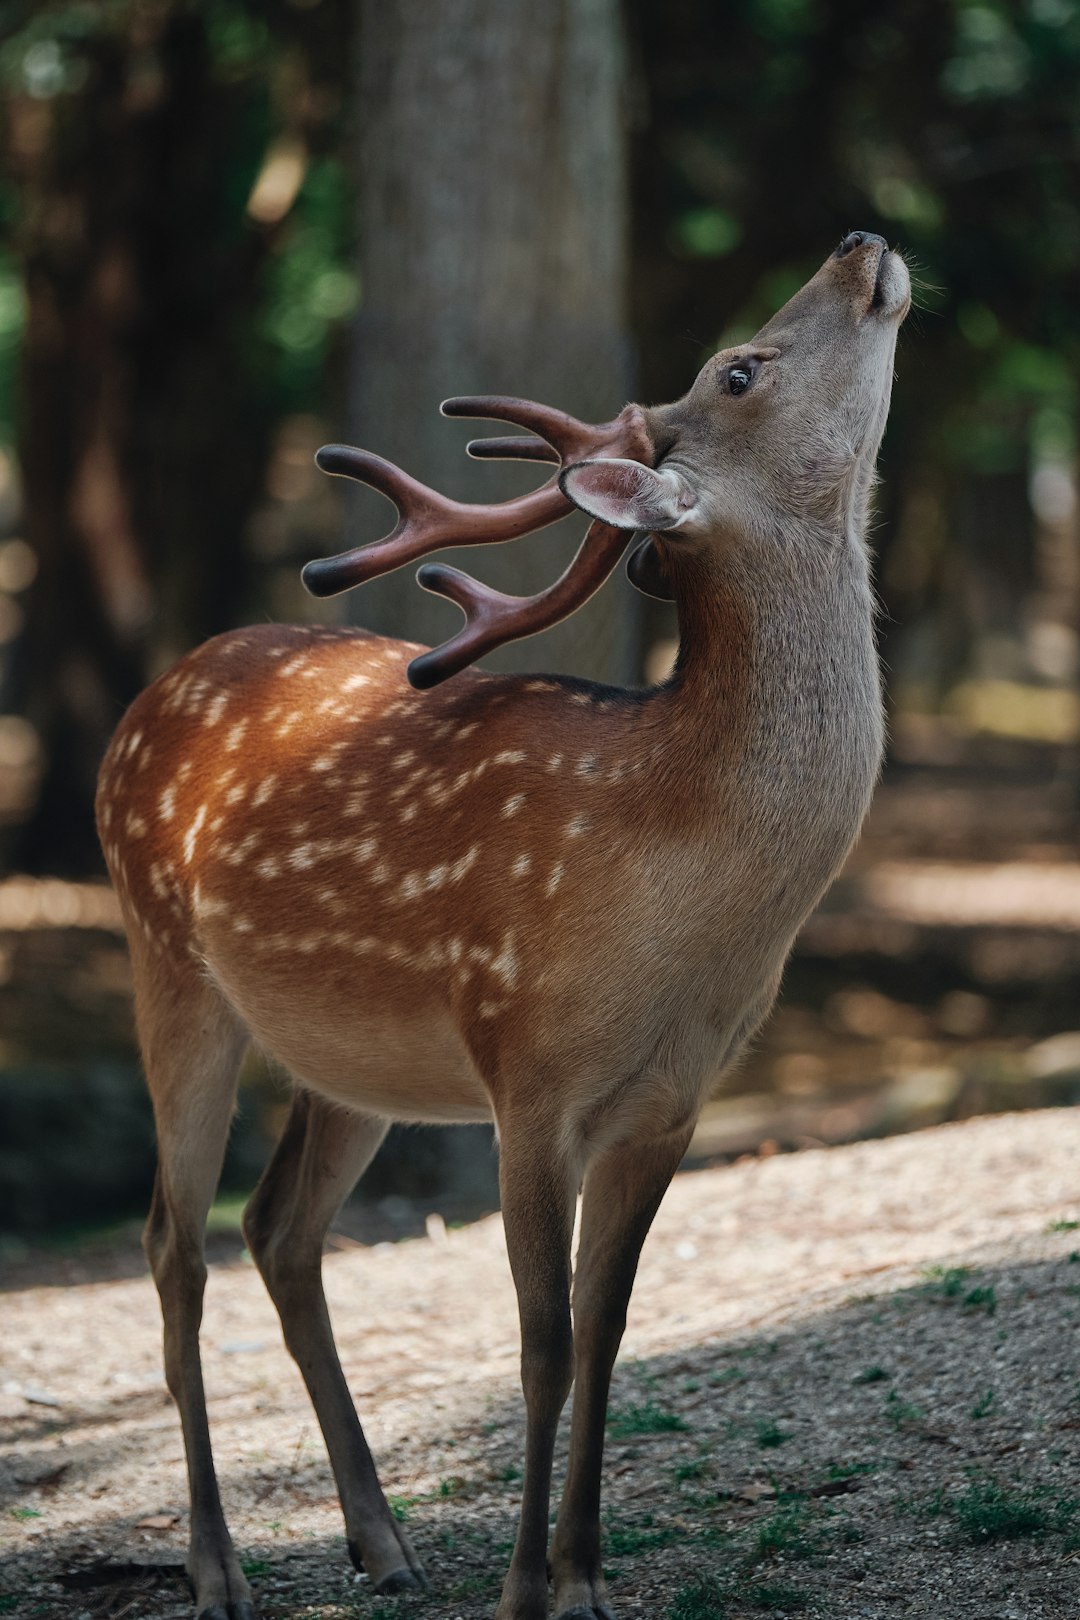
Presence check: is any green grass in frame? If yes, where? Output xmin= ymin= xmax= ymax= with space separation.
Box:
xmin=607 ymin=1520 xmax=677 ymax=1555
xmin=851 ymin=1364 xmax=890 ymax=1384
xmin=971 ymin=1388 xmax=996 ymax=1419
xmin=754 ymin=1419 xmax=792 ymax=1449
xmin=1047 ymin=1218 xmax=1080 ymax=1233
xmin=754 ymin=1503 xmax=819 ymax=1562
xmin=607 ymin=1400 xmax=688 ymax=1437
xmin=9 ymin=1507 xmax=41 ymax=1521
xmin=920 ymin=1264 xmax=970 ymax=1298
xmin=668 ymin=1572 xmax=811 ymax=1618
xmin=241 ymin=1558 xmax=272 ymax=1578
xmin=963 ymin=1284 xmax=997 ymax=1314
xmin=882 ymin=1388 xmax=924 ymax=1429
xmin=915 ymin=1479 xmax=1080 ymax=1545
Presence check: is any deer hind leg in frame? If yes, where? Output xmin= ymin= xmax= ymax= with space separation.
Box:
xmin=549 ymin=1124 xmax=694 ymax=1620
xmin=241 ymin=1090 xmax=425 ymax=1594
xmin=138 ymin=962 xmax=252 ymax=1620
xmin=494 ymin=1120 xmax=581 ymax=1620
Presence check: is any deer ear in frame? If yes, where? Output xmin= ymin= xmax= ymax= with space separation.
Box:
xmin=560 ymin=459 xmax=698 ymax=533
xmin=626 ymin=538 xmax=675 ymax=601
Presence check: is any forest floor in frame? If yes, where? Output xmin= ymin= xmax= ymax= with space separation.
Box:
xmin=7 ymin=1109 xmax=1080 ymax=1620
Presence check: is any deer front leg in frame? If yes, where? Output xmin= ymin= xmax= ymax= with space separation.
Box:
xmin=495 ymin=1127 xmax=580 ymax=1620
xmin=550 ymin=1124 xmax=695 ymax=1620
xmin=241 ymin=1090 xmax=425 ymax=1594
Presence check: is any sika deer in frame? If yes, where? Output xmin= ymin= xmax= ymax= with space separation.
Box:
xmin=96 ymin=232 xmax=909 ymax=1620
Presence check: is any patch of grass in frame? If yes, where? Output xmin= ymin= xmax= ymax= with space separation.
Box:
xmin=913 ymin=1479 xmax=1080 ymax=1545
xmin=437 ymin=1475 xmax=464 ymax=1497
xmin=953 ymin=1481 xmax=1058 ymax=1543
xmin=883 ymin=1389 xmax=924 ymax=1429
xmin=754 ymin=1503 xmax=818 ymax=1561
xmin=669 ymin=1573 xmax=730 ymax=1620
xmin=0 ymin=1598 xmax=21 ymax=1614
xmin=708 ymin=1366 xmax=745 ymax=1387
xmin=1047 ymin=1219 xmax=1080 ymax=1233
xmin=920 ymin=1264 xmax=970 ymax=1299
xmin=387 ymin=1494 xmax=414 ymax=1522
xmin=851 ymin=1364 xmax=890 ymax=1384
xmin=607 ymin=1520 xmax=677 ymax=1555
xmin=669 ymin=1575 xmax=811 ymax=1619
xmin=675 ymin=1458 xmax=709 ymax=1482
xmin=755 ymin=1419 xmax=791 ymax=1449
xmin=971 ymin=1389 xmax=996 ymax=1420
xmin=9 ymin=1507 xmax=41 ymax=1521
xmin=447 ymin=1572 xmax=498 ymax=1599
xmin=742 ymin=1583 xmax=811 ymax=1610
xmin=496 ymin=1462 xmax=522 ymax=1483
xmin=963 ymin=1284 xmax=997 ymax=1314
xmin=241 ymin=1558 xmax=272 ymax=1578
xmin=826 ymin=1461 xmax=878 ymax=1481
xmin=607 ymin=1400 xmax=688 ymax=1438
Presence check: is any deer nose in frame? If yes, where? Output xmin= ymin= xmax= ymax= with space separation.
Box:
xmin=836 ymin=230 xmax=887 ymax=258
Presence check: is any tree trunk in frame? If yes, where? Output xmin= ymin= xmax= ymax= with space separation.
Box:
xmin=348 ymin=0 xmax=638 ymax=683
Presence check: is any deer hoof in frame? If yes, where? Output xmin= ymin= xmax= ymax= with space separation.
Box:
xmin=375 ymin=1567 xmax=425 ymax=1595
xmin=197 ymin=1606 xmax=256 ymax=1620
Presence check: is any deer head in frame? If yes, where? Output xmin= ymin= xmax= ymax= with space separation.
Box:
xmin=564 ymin=231 xmax=911 ymax=593
xmin=305 ymin=233 xmax=910 ymax=678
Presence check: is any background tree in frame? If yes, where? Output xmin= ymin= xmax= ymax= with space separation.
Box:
xmin=345 ymin=0 xmax=638 ymax=682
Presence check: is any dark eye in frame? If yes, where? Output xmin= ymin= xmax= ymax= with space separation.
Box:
xmin=727 ymin=365 xmax=753 ymax=397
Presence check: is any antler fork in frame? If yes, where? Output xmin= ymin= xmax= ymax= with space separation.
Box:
xmin=304 ymin=395 xmax=655 ymax=688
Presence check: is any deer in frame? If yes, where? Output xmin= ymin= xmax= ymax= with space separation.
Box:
xmin=95 ymin=231 xmax=909 ymax=1620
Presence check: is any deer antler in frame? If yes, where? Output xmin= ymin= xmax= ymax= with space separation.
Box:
xmin=304 ymin=396 xmax=654 ymax=689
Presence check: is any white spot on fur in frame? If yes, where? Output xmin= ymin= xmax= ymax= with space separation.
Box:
xmin=546 ymin=862 xmax=565 ymax=896
xmin=225 ymin=720 xmax=249 ymax=752
xmin=252 ymin=775 xmax=278 ymax=807
xmin=564 ymin=813 xmax=588 ymax=838
xmin=490 ymin=934 xmax=519 ymax=988
xmin=204 ymin=692 xmax=229 ymax=727
xmin=511 ymin=853 xmax=532 ymax=877
xmin=183 ymin=804 xmax=208 ymax=864
xmin=502 ymin=793 xmax=526 ymax=819
xmin=159 ymin=785 xmax=177 ymax=822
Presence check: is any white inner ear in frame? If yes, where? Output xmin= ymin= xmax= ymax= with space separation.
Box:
xmin=561 ymin=459 xmax=699 ymax=533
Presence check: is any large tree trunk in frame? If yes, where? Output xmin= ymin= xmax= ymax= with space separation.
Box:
xmin=348 ymin=0 xmax=638 ymax=682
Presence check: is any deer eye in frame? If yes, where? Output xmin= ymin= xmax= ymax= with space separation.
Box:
xmin=726 ymin=365 xmax=753 ymax=397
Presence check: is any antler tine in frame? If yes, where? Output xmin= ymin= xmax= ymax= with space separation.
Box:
xmin=406 ymin=520 xmax=632 ymax=690
xmin=442 ymin=395 xmax=652 ymax=467
xmin=302 ymin=443 xmax=570 ymax=600
xmin=465 ymin=434 xmax=558 ymax=463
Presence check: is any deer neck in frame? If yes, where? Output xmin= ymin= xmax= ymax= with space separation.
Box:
xmin=651 ymin=523 xmax=883 ymax=856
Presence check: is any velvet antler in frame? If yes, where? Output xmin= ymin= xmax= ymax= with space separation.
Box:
xmin=305 ymin=395 xmax=654 ymax=688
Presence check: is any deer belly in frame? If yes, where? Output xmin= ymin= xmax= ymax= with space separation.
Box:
xmin=199 ymin=929 xmax=492 ymax=1124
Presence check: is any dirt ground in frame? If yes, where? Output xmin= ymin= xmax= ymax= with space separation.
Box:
xmin=6 ymin=1111 xmax=1080 ymax=1619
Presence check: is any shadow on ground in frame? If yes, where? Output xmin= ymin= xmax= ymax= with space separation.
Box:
xmin=6 ymin=1236 xmax=1080 ymax=1620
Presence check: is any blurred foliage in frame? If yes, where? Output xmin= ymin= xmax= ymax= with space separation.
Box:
xmin=0 ymin=0 xmax=356 ymax=425
xmin=629 ymin=0 xmax=1080 ymax=720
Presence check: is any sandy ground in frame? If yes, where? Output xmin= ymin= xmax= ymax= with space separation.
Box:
xmin=6 ymin=1110 xmax=1080 ymax=1620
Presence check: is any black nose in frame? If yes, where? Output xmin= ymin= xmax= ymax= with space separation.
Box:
xmin=836 ymin=230 xmax=887 ymax=259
